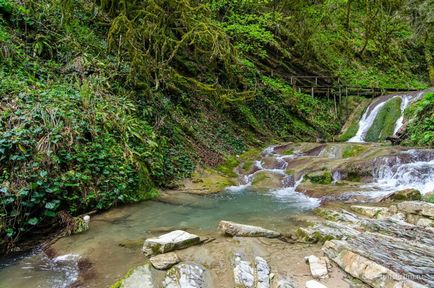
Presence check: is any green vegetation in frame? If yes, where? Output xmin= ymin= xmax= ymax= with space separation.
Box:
xmin=403 ymin=92 xmax=434 ymax=147
xmin=365 ymin=97 xmax=403 ymax=142
xmin=305 ymin=171 xmax=333 ymax=185
xmin=0 ymin=0 xmax=432 ymax=252
xmin=338 ymin=98 xmax=370 ymax=141
xmin=342 ymin=145 xmax=368 ymax=158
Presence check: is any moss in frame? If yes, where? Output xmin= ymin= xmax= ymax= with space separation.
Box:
xmin=365 ymin=97 xmax=402 ymax=142
xmin=110 ymin=267 xmax=135 ymax=288
xmin=346 ymin=172 xmax=361 ymax=182
xmin=251 ymin=173 xmax=269 ymax=185
xmin=338 ymin=98 xmax=370 ymax=141
xmin=342 ymin=145 xmax=367 ymax=158
xmin=305 ymin=171 xmax=333 ymax=185
xmin=216 ymin=155 xmax=240 ymax=178
xmin=239 ymin=148 xmax=262 ymax=161
xmin=314 ymin=208 xmax=338 ymax=221
xmin=282 ymin=149 xmax=294 ymax=155
xmin=242 ymin=160 xmax=254 ymax=173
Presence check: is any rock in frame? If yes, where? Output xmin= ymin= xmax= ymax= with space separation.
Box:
xmin=273 ymin=276 xmax=296 ymax=288
xmin=350 ymin=205 xmax=389 ymax=218
xmin=397 ymin=201 xmax=434 ymax=218
xmin=218 ymin=220 xmax=281 ymax=238
xmin=305 ymin=280 xmax=328 ymax=288
xmin=72 ymin=215 xmax=90 ymax=234
xmin=323 ymin=240 xmax=426 ymax=288
xmin=119 ymin=264 xmax=157 ymax=288
xmin=163 ymin=263 xmax=207 ymax=288
xmin=233 ymin=253 xmax=255 ymax=288
xmin=142 ymin=230 xmax=201 ymax=256
xmin=150 ymin=252 xmax=180 ymax=270
xmin=416 ymin=217 xmax=433 ymax=227
xmin=381 ymin=188 xmax=422 ymax=201
xmin=255 ymin=256 xmax=270 ymax=288
xmin=251 ymin=171 xmax=284 ymax=190
xmin=304 ymin=255 xmax=328 ymax=279
xmin=304 ymin=171 xmax=333 ymax=185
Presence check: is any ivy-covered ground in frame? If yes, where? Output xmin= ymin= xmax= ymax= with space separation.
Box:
xmin=0 ymin=0 xmax=432 ymax=252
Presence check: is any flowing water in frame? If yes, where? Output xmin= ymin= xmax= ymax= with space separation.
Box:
xmin=0 ymin=141 xmax=433 ymax=287
xmin=348 ymin=91 xmax=424 ymax=143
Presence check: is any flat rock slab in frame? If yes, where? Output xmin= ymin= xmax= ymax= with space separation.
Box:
xmin=150 ymin=252 xmax=180 ymax=270
xmin=323 ymin=240 xmax=425 ymax=288
xmin=142 ymin=230 xmax=201 ymax=256
xmin=397 ymin=201 xmax=434 ymax=218
xmin=218 ymin=220 xmax=281 ymax=238
xmin=305 ymin=255 xmax=328 ymax=279
xmin=120 ymin=264 xmax=157 ymax=288
xmin=163 ymin=262 xmax=207 ymax=288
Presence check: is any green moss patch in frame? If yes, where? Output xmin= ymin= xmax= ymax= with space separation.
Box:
xmin=305 ymin=171 xmax=333 ymax=185
xmin=365 ymin=97 xmax=402 ymax=142
xmin=342 ymin=145 xmax=368 ymax=158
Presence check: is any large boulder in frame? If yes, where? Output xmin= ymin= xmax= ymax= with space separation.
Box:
xmin=142 ymin=230 xmax=201 ymax=257
xmin=397 ymin=201 xmax=434 ymax=218
xmin=218 ymin=220 xmax=281 ymax=238
xmin=149 ymin=252 xmax=180 ymax=270
xmin=381 ymin=189 xmax=422 ymax=201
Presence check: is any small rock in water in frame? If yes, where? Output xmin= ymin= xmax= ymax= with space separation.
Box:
xmin=304 ymin=255 xmax=328 ymax=279
xmin=150 ymin=252 xmax=180 ymax=270
xmin=255 ymin=256 xmax=270 ymax=288
xmin=142 ymin=230 xmax=200 ymax=256
xmin=218 ymin=220 xmax=281 ymax=238
xmin=163 ymin=262 xmax=206 ymax=288
xmin=381 ymin=188 xmax=422 ymax=202
xmin=305 ymin=280 xmax=328 ymax=288
xmin=233 ymin=253 xmax=255 ymax=288
xmin=121 ymin=264 xmax=157 ymax=288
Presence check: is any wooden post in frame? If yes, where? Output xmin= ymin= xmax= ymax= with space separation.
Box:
xmin=345 ymin=87 xmax=348 ymax=117
xmin=311 ymin=87 xmax=314 ymax=98
xmin=333 ymin=90 xmax=338 ymax=118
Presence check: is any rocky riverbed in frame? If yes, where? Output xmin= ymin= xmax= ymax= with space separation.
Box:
xmin=0 ymin=142 xmax=433 ymax=288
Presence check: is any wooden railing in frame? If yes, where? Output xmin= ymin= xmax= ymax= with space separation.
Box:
xmin=288 ymin=76 xmax=419 ymax=118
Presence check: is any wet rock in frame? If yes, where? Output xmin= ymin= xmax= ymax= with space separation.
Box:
xmin=142 ymin=230 xmax=201 ymax=257
xmin=234 ymin=253 xmax=255 ymax=288
xmin=397 ymin=201 xmax=434 ymax=218
xmin=350 ymin=205 xmax=389 ymax=218
xmin=304 ymin=255 xmax=328 ymax=279
xmin=255 ymin=256 xmax=270 ymax=288
xmin=218 ymin=220 xmax=281 ymax=238
xmin=251 ymin=171 xmax=284 ymax=190
xmin=150 ymin=252 xmax=180 ymax=270
xmin=323 ymin=240 xmax=426 ymax=288
xmin=163 ymin=262 xmax=207 ymax=288
xmin=118 ymin=264 xmax=157 ymax=288
xmin=305 ymin=280 xmax=328 ymax=288
xmin=381 ymin=188 xmax=422 ymax=201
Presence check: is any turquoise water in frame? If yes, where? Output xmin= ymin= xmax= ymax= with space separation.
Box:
xmin=0 ymin=187 xmax=319 ymax=288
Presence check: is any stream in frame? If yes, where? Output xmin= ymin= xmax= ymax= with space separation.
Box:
xmin=0 ymin=92 xmax=433 ymax=288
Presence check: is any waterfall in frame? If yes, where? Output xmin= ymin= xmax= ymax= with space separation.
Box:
xmin=348 ymin=92 xmax=423 ymax=143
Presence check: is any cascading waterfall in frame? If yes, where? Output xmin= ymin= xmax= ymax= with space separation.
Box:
xmin=348 ymin=92 xmax=424 ymax=143
xmin=371 ymin=150 xmax=434 ymax=195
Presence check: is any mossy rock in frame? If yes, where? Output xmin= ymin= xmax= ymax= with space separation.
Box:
xmin=251 ymin=171 xmax=283 ymax=190
xmin=382 ymin=189 xmax=422 ymax=202
xmin=342 ymin=145 xmax=368 ymax=158
xmin=215 ymin=155 xmax=240 ymax=178
xmin=305 ymin=171 xmax=333 ymax=185
xmin=365 ymin=97 xmax=402 ymax=142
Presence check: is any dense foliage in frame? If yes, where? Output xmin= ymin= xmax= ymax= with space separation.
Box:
xmin=0 ymin=0 xmax=432 ymax=252
xmin=403 ymin=92 xmax=434 ymax=146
